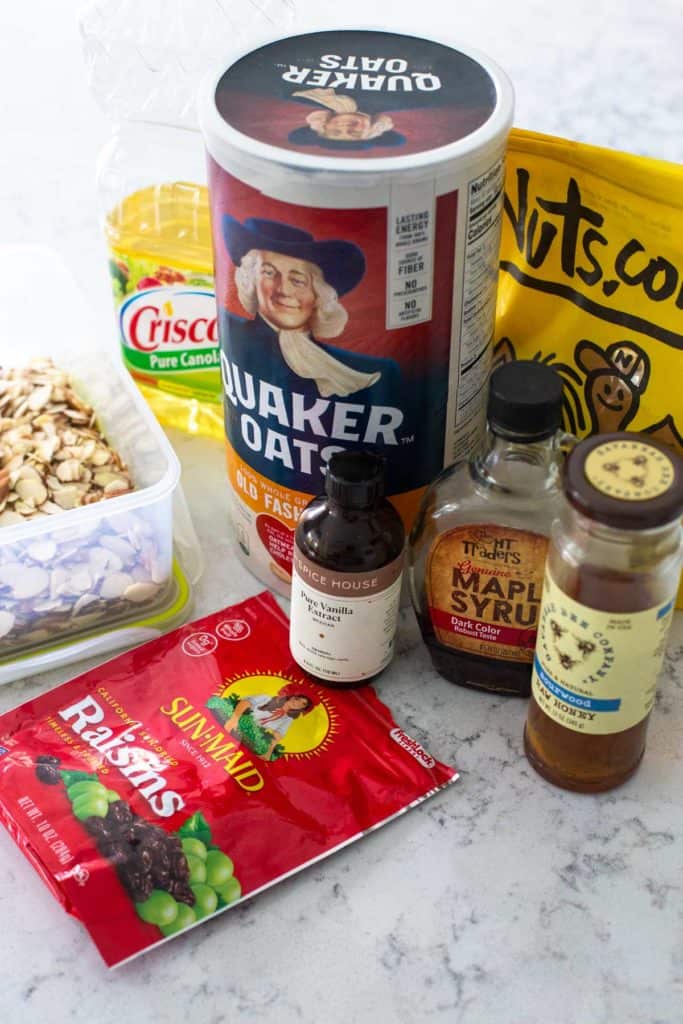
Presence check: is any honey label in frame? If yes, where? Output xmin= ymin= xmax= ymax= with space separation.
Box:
xmin=426 ymin=524 xmax=548 ymax=663
xmin=531 ymin=569 xmax=676 ymax=735
xmin=584 ymin=439 xmax=675 ymax=501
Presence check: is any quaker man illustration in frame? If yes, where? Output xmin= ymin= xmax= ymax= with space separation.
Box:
xmin=220 ymin=215 xmax=401 ymax=401
xmin=287 ymin=87 xmax=406 ymax=151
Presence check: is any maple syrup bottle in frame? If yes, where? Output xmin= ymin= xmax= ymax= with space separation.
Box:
xmin=409 ymin=361 xmax=567 ymax=696
xmin=289 ymin=451 xmax=405 ymax=687
xmin=524 ymin=433 xmax=683 ymax=792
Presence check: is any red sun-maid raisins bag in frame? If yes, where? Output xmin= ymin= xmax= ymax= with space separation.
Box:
xmin=0 ymin=592 xmax=456 ymax=967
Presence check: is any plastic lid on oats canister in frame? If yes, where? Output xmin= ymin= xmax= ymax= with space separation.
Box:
xmin=198 ymin=29 xmax=514 ymax=179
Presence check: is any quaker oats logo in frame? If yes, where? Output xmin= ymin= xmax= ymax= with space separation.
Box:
xmin=538 ymin=601 xmax=615 ymax=686
xmin=585 ymin=440 xmax=674 ymax=501
xmin=206 ymin=674 xmax=339 ymax=761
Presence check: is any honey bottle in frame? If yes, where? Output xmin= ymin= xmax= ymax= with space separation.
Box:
xmin=409 ymin=360 xmax=567 ymax=696
xmin=524 ymin=433 xmax=683 ymax=792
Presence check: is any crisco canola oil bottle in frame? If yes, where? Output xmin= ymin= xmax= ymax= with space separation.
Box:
xmin=103 ymin=166 xmax=222 ymax=439
xmin=80 ymin=0 xmax=294 ymax=438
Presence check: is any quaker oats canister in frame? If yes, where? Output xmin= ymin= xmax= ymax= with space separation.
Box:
xmin=199 ymin=29 xmax=514 ymax=594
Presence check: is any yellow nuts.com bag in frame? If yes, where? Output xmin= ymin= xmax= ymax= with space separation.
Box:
xmin=495 ymin=128 xmax=683 ymax=604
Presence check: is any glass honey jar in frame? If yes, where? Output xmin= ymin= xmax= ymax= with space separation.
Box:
xmin=524 ymin=432 xmax=683 ymax=792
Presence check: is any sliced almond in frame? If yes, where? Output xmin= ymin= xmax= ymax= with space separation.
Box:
xmin=17 ymin=464 xmax=41 ymax=481
xmin=63 ymin=569 xmax=93 ymax=596
xmin=14 ymin=500 xmax=37 ymax=515
xmin=91 ymin=447 xmax=114 ymax=466
xmin=40 ymin=500 xmax=63 ymax=515
xmin=99 ymin=572 xmax=133 ymax=600
xmin=33 ymin=436 xmax=60 ymax=462
xmin=104 ymin=481 xmax=133 ymax=497
xmin=56 ymin=459 xmax=82 ymax=483
xmin=93 ymin=470 xmax=127 ymax=487
xmin=27 ymin=384 xmax=52 ymax=411
xmin=49 ymin=568 xmax=69 ymax=599
xmin=53 ymin=486 xmax=81 ymax=510
xmin=71 ymin=593 xmax=99 ymax=617
xmin=123 ymin=581 xmax=160 ymax=603
xmin=26 ymin=540 xmax=57 ymax=562
xmin=0 ymin=563 xmax=25 ymax=585
xmin=16 ymin=477 xmax=48 ymax=506
xmin=100 ymin=535 xmax=135 ymax=562
xmin=64 ymin=409 xmax=89 ymax=423
xmin=0 ymin=510 xmax=24 ymax=525
xmin=10 ymin=567 xmax=49 ymax=600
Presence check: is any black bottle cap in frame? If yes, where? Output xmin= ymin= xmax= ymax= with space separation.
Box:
xmin=325 ymin=451 xmax=385 ymax=508
xmin=487 ymin=360 xmax=564 ymax=441
xmin=564 ymin=432 xmax=683 ymax=530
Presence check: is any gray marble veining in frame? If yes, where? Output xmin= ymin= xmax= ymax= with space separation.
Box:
xmin=1 ymin=0 xmax=682 ymax=1021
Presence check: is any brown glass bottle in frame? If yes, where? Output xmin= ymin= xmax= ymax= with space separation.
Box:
xmin=524 ymin=433 xmax=683 ymax=792
xmin=289 ymin=451 xmax=405 ymax=688
xmin=409 ymin=360 xmax=567 ymax=696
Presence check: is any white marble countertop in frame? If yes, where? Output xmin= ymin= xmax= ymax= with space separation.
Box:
xmin=1 ymin=1 xmax=682 ymax=1021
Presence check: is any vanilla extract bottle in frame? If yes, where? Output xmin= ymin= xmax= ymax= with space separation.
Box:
xmin=409 ymin=361 xmax=569 ymax=696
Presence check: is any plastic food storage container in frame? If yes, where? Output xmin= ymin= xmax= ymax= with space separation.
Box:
xmin=0 ymin=557 xmax=195 ymax=685
xmin=0 ymin=246 xmax=186 ymax=664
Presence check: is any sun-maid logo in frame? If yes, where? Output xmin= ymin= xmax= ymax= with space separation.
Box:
xmin=210 ymin=674 xmax=338 ymax=761
xmin=120 ymin=287 xmax=219 ymax=373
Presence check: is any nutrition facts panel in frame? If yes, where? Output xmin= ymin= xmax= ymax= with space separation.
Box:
xmin=386 ymin=181 xmax=436 ymax=329
xmin=448 ymin=156 xmax=505 ymax=460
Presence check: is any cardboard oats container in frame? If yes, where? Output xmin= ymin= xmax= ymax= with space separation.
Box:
xmin=199 ymin=29 xmax=513 ymax=594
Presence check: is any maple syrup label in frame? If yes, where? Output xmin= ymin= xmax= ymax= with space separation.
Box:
xmin=584 ymin=439 xmax=675 ymax=501
xmin=531 ymin=569 xmax=676 ymax=735
xmin=426 ymin=524 xmax=548 ymax=663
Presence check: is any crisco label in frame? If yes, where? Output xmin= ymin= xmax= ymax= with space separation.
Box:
xmin=108 ymin=253 xmax=219 ymax=400
xmin=426 ymin=524 xmax=548 ymax=663
xmin=121 ymin=288 xmax=218 ymax=365
xmin=531 ymin=568 xmax=676 ymax=735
